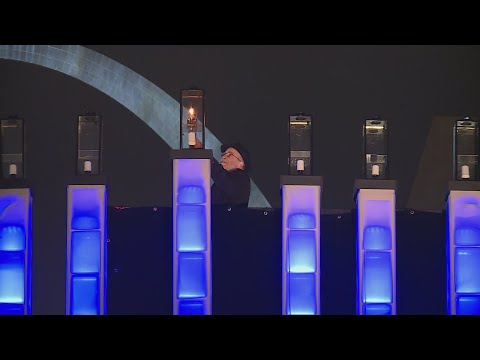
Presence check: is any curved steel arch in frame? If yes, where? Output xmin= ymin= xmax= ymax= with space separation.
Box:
xmin=0 ymin=45 xmax=271 ymax=208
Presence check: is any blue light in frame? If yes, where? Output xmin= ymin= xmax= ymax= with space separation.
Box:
xmin=455 ymin=226 xmax=480 ymax=246
xmin=288 ymin=230 xmax=316 ymax=273
xmin=71 ymin=231 xmax=101 ymax=273
xmin=71 ymin=276 xmax=99 ymax=315
xmin=177 ymin=186 xmax=206 ymax=204
xmin=288 ymin=213 xmax=316 ymax=229
xmin=71 ymin=188 xmax=101 ymax=230
xmin=287 ymin=273 xmax=316 ymax=315
xmin=364 ymin=226 xmax=391 ymax=250
xmin=68 ymin=185 xmax=106 ymax=315
xmin=282 ymin=183 xmax=322 ymax=315
xmin=363 ymin=303 xmax=392 ymax=315
xmin=0 ymin=303 xmax=24 ymax=315
xmin=178 ymin=300 xmax=205 ymax=315
xmin=0 ymin=226 xmax=25 ymax=251
xmin=357 ymin=194 xmax=396 ymax=314
xmin=178 ymin=253 xmax=207 ymax=299
xmin=363 ymin=252 xmax=392 ymax=303
xmin=72 ymin=216 xmax=99 ymax=230
xmin=455 ymin=247 xmax=480 ymax=293
xmin=177 ymin=205 xmax=207 ymax=252
xmin=0 ymin=191 xmax=32 ymax=315
xmin=364 ymin=200 xmax=391 ymax=227
xmin=0 ymin=252 xmax=24 ymax=303
xmin=457 ymin=296 xmax=480 ymax=315
xmin=174 ymin=157 xmax=211 ymax=315
xmin=0 ymin=197 xmax=16 ymax=214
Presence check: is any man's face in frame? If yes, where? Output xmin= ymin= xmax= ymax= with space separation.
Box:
xmin=220 ymin=147 xmax=244 ymax=171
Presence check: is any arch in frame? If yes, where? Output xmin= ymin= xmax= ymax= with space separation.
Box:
xmin=0 ymin=45 xmax=271 ymax=208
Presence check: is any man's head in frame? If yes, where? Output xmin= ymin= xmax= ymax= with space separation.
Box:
xmin=220 ymin=143 xmax=250 ymax=172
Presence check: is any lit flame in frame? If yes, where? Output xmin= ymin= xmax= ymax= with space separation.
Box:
xmin=188 ymin=107 xmax=195 ymax=117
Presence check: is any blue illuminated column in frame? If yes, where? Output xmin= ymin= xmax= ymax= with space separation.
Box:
xmin=447 ymin=119 xmax=480 ymax=315
xmin=447 ymin=184 xmax=480 ymax=315
xmin=356 ymin=118 xmax=395 ymax=315
xmin=66 ymin=185 xmax=107 ymax=315
xmin=448 ymin=118 xmax=480 ymax=315
xmin=171 ymin=149 xmax=212 ymax=315
xmin=66 ymin=114 xmax=107 ymax=315
xmin=0 ymin=117 xmax=32 ymax=315
xmin=0 ymin=188 xmax=32 ymax=315
xmin=281 ymin=176 xmax=323 ymax=315
xmin=355 ymin=180 xmax=397 ymax=315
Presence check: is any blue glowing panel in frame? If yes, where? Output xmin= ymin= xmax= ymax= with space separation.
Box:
xmin=0 ymin=303 xmax=24 ymax=315
xmin=0 ymin=197 xmax=16 ymax=215
xmin=454 ymin=200 xmax=480 ymax=219
xmin=71 ymin=276 xmax=99 ymax=315
xmin=288 ymin=230 xmax=316 ymax=273
xmin=178 ymin=253 xmax=207 ymax=299
xmin=457 ymin=296 xmax=480 ymax=315
xmin=364 ymin=226 xmax=391 ymax=251
xmin=178 ymin=300 xmax=205 ymax=315
xmin=0 ymin=226 xmax=25 ymax=251
xmin=177 ymin=205 xmax=207 ymax=252
xmin=71 ymin=188 xmax=100 ymax=230
xmin=72 ymin=216 xmax=99 ymax=230
xmin=288 ymin=213 xmax=316 ymax=229
xmin=71 ymin=231 xmax=101 ymax=274
xmin=177 ymin=186 xmax=206 ymax=204
xmin=0 ymin=252 xmax=24 ymax=303
xmin=364 ymin=303 xmax=392 ymax=315
xmin=363 ymin=252 xmax=392 ymax=303
xmin=364 ymin=200 xmax=392 ymax=228
xmin=455 ymin=247 xmax=480 ymax=294
xmin=455 ymin=226 xmax=480 ymax=246
xmin=288 ymin=273 xmax=316 ymax=315
xmin=176 ymin=159 xmax=209 ymax=190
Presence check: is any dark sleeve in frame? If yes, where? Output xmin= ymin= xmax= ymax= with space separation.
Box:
xmin=211 ymin=161 xmax=250 ymax=202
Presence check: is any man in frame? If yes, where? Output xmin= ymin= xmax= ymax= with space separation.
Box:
xmin=211 ymin=143 xmax=251 ymax=207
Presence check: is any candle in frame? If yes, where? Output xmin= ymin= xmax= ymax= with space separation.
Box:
xmin=188 ymin=132 xmax=196 ymax=146
xmin=84 ymin=160 xmax=92 ymax=172
xmin=297 ymin=159 xmax=305 ymax=172
xmin=9 ymin=163 xmax=17 ymax=176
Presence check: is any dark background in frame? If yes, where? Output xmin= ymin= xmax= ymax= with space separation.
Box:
xmin=1 ymin=45 xmax=479 ymax=314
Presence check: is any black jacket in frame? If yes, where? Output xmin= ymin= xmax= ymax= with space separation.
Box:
xmin=211 ymin=161 xmax=250 ymax=206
